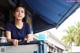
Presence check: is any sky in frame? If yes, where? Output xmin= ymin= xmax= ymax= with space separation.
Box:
xmin=49 ymin=7 xmax=80 ymax=41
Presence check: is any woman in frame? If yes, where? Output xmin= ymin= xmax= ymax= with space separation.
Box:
xmin=6 ymin=4 xmax=32 ymax=46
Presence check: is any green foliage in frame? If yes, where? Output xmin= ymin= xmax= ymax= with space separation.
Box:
xmin=62 ymin=22 xmax=80 ymax=47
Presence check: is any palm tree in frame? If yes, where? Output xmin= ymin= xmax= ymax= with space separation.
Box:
xmin=62 ymin=26 xmax=76 ymax=47
xmin=74 ymin=22 xmax=80 ymax=46
xmin=62 ymin=22 xmax=80 ymax=51
xmin=62 ymin=26 xmax=76 ymax=51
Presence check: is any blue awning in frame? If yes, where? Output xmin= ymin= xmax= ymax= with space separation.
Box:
xmin=10 ymin=0 xmax=80 ymax=33
xmin=23 ymin=0 xmax=80 ymax=33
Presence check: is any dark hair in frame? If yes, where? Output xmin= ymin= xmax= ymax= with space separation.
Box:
xmin=12 ymin=4 xmax=27 ymax=22
xmin=13 ymin=4 xmax=27 ymax=14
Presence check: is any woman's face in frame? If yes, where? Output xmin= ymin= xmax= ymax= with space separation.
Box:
xmin=14 ymin=7 xmax=25 ymax=20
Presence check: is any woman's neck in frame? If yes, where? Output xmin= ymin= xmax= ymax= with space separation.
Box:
xmin=15 ymin=19 xmax=23 ymax=26
xmin=15 ymin=19 xmax=24 ymax=29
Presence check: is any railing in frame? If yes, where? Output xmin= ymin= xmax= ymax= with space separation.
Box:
xmin=0 ymin=40 xmax=48 ymax=53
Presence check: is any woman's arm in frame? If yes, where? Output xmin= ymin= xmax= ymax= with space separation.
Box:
xmin=26 ymin=34 xmax=32 ymax=43
xmin=6 ymin=31 xmax=13 ymax=42
xmin=6 ymin=31 xmax=19 ymax=46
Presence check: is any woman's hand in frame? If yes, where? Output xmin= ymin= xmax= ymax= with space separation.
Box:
xmin=24 ymin=38 xmax=31 ymax=43
xmin=13 ymin=39 xmax=18 ymax=46
xmin=27 ymin=38 xmax=31 ymax=43
xmin=18 ymin=39 xmax=22 ymax=42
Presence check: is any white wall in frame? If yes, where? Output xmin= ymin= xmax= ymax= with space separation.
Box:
xmin=47 ymin=35 xmax=65 ymax=50
xmin=72 ymin=46 xmax=80 ymax=52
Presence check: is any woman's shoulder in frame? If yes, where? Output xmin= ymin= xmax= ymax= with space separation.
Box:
xmin=6 ymin=22 xmax=15 ymax=30
xmin=24 ymin=22 xmax=29 ymax=25
xmin=6 ymin=22 xmax=14 ymax=26
xmin=24 ymin=22 xmax=30 ymax=28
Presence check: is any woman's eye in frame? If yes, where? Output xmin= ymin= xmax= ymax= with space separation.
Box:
xmin=16 ymin=10 xmax=19 ymax=12
xmin=21 ymin=10 xmax=24 ymax=13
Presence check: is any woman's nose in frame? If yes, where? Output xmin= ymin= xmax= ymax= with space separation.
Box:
xmin=19 ymin=11 xmax=21 ymax=14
